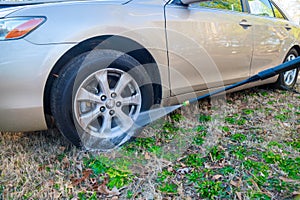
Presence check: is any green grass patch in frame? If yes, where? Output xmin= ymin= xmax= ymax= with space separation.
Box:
xmin=230 ymin=133 xmax=247 ymax=143
xmin=195 ymin=179 xmax=225 ymax=199
xmin=83 ymin=156 xmax=133 ymax=189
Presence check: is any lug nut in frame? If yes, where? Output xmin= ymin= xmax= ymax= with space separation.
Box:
xmin=101 ymin=95 xmax=107 ymax=101
xmin=111 ymin=93 xmax=117 ymax=98
xmin=100 ymin=106 xmax=106 ymax=112
xmin=116 ymin=101 xmax=122 ymax=107
xmin=109 ymin=110 xmax=115 ymax=116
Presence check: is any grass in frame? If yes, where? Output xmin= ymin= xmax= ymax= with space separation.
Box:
xmin=0 ymin=83 xmax=300 ymax=199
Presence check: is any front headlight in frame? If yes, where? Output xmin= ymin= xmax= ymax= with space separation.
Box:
xmin=0 ymin=17 xmax=45 ymax=40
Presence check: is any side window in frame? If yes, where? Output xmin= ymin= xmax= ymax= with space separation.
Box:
xmin=271 ymin=3 xmax=286 ymax=19
xmin=198 ymin=0 xmax=243 ymax=12
xmin=248 ymin=0 xmax=274 ymax=17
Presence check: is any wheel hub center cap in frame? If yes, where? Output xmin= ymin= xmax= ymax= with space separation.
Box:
xmin=106 ymin=99 xmax=115 ymax=109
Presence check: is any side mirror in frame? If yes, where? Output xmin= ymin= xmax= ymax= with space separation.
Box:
xmin=181 ymin=0 xmax=211 ymax=5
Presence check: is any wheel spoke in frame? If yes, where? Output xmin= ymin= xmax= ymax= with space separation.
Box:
xmin=114 ymin=73 xmax=133 ymax=94
xmin=99 ymin=112 xmax=112 ymax=134
xmin=122 ymin=93 xmax=141 ymax=106
xmin=79 ymin=108 xmax=101 ymax=129
xmin=77 ymin=88 xmax=102 ymax=103
xmin=95 ymin=70 xmax=111 ymax=95
xmin=284 ymin=69 xmax=297 ymax=85
xmin=115 ymin=110 xmax=134 ymax=131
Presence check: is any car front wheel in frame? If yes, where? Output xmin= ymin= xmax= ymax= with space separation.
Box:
xmin=51 ymin=49 xmax=154 ymax=150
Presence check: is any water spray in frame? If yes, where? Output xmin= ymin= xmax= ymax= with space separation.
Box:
xmin=136 ymin=57 xmax=300 ymax=128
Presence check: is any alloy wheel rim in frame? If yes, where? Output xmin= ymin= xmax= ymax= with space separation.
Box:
xmin=283 ymin=54 xmax=297 ymax=86
xmin=74 ymin=68 xmax=142 ymax=138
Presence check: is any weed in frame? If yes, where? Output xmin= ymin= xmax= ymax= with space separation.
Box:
xmin=57 ymin=153 xmax=66 ymax=162
xmin=88 ymin=192 xmax=97 ymax=200
xmin=184 ymin=154 xmax=205 ymax=167
xmin=278 ymin=157 xmax=300 ymax=179
xmin=23 ymin=192 xmax=33 ymax=199
xmin=84 ymin=156 xmax=133 ymax=189
xmin=285 ymin=139 xmax=300 ymax=150
xmin=209 ymin=146 xmax=225 ymax=162
xmin=225 ymin=116 xmax=246 ymax=126
xmin=157 ymin=169 xmax=174 ymax=183
xmin=148 ymin=145 xmax=162 ymax=156
xmin=220 ymin=166 xmax=235 ymax=175
xmin=230 ymin=133 xmax=247 ymax=142
xmin=230 ymin=145 xmax=248 ymax=160
xmin=243 ymin=160 xmax=270 ymax=184
xmin=78 ymin=191 xmax=86 ymax=200
xmin=249 ymin=192 xmax=271 ymax=200
xmin=194 ymin=125 xmax=206 ymax=132
xmin=243 ymin=109 xmax=254 ymax=115
xmin=275 ymin=114 xmax=289 ymax=122
xmin=192 ymin=131 xmax=207 ymax=146
xmin=220 ymin=126 xmax=230 ymax=132
xmin=126 ymin=190 xmax=134 ymax=199
xmin=260 ymin=91 xmax=269 ymax=97
xmin=267 ymin=141 xmax=283 ymax=148
xmin=170 ymin=113 xmax=184 ymax=122
xmin=106 ymin=168 xmax=132 ymax=189
xmin=159 ymin=183 xmax=178 ymax=194
xmin=262 ymin=151 xmax=282 ymax=164
xmin=195 ymin=179 xmax=224 ymax=199
xmin=186 ymin=171 xmax=203 ymax=183
xmin=199 ymin=114 xmax=212 ymax=122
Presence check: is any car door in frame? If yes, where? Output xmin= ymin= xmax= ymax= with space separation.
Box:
xmin=165 ymin=0 xmax=253 ymax=97
xmin=246 ymin=0 xmax=295 ymax=75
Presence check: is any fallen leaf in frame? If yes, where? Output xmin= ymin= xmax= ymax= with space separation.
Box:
xmin=145 ymin=152 xmax=150 ymax=160
xmin=247 ymin=156 xmax=258 ymax=161
xmin=279 ymin=176 xmax=300 ymax=183
xmin=212 ymin=174 xmax=223 ymax=180
xmin=111 ymin=196 xmax=118 ymax=200
xmin=167 ymin=167 xmax=173 ymax=172
xmin=98 ymin=184 xmax=110 ymax=195
xmin=186 ymin=196 xmax=192 ymax=200
xmin=250 ymin=179 xmax=261 ymax=192
xmin=82 ymin=169 xmax=93 ymax=180
xmin=109 ymin=186 xmax=120 ymax=196
xmin=293 ymin=191 xmax=300 ymax=195
xmin=230 ymin=180 xmax=239 ymax=188
xmin=236 ymin=192 xmax=242 ymax=200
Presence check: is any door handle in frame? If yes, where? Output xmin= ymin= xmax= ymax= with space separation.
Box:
xmin=284 ymin=24 xmax=292 ymax=31
xmin=239 ymin=20 xmax=252 ymax=28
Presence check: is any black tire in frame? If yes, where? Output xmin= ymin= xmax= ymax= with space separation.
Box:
xmin=275 ymin=48 xmax=299 ymax=89
xmin=51 ymin=49 xmax=154 ymax=150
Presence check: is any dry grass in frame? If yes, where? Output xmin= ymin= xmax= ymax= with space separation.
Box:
xmin=1 ymin=81 xmax=300 ymax=200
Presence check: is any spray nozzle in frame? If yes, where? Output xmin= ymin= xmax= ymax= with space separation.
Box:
xmin=183 ymin=100 xmax=190 ymax=107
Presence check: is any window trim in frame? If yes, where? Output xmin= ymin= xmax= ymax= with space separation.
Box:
xmin=169 ymin=0 xmax=247 ymax=13
xmin=245 ymin=0 xmax=289 ymax=20
xmin=270 ymin=0 xmax=288 ymax=20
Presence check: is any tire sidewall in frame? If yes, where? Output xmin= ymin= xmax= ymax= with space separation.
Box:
xmin=51 ymin=50 xmax=154 ymax=149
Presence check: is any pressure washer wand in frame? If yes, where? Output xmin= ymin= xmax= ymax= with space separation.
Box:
xmin=183 ymin=56 xmax=300 ymax=106
xmin=135 ymin=57 xmax=300 ymax=129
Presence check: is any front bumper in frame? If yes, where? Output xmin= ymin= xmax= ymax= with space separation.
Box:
xmin=0 ymin=39 xmax=74 ymax=131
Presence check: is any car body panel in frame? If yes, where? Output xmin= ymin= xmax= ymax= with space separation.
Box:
xmin=0 ymin=39 xmax=75 ymax=131
xmin=165 ymin=4 xmax=253 ymax=96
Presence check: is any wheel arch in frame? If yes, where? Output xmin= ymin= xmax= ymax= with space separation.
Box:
xmin=44 ymin=35 xmax=162 ymax=127
xmin=291 ymin=45 xmax=300 ymax=56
